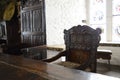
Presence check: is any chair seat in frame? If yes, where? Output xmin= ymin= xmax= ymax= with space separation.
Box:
xmin=57 ymin=61 xmax=80 ymax=68
xmin=56 ymin=61 xmax=91 ymax=71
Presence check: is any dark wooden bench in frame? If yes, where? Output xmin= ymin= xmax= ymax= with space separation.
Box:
xmin=97 ymin=49 xmax=112 ymax=65
xmin=0 ymin=53 xmax=119 ymax=80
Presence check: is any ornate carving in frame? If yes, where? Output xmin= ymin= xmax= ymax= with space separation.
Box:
xmin=64 ymin=25 xmax=101 ymax=50
xmin=21 ymin=0 xmax=42 ymax=8
xmin=42 ymin=25 xmax=101 ymax=72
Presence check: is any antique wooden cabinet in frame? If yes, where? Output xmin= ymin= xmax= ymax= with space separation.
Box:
xmin=1 ymin=0 xmax=46 ymax=54
xmin=1 ymin=2 xmax=21 ymax=54
xmin=21 ymin=0 xmax=46 ymax=48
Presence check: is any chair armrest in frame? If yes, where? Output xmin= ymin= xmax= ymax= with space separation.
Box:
xmin=42 ymin=51 xmax=66 ymax=62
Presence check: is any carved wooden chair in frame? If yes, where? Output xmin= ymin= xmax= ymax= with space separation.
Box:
xmin=42 ymin=25 xmax=101 ymax=72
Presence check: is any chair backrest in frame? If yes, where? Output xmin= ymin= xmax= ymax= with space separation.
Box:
xmin=64 ymin=25 xmax=101 ymax=72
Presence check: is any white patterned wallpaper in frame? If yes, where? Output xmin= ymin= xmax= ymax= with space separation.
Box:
xmin=45 ymin=0 xmax=86 ymax=45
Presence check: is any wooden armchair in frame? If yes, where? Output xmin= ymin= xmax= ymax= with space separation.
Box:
xmin=42 ymin=25 xmax=101 ymax=72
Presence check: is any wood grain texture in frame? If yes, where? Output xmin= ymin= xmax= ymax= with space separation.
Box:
xmin=0 ymin=53 xmax=120 ymax=80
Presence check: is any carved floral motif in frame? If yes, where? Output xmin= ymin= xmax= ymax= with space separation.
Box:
xmin=21 ymin=0 xmax=42 ymax=8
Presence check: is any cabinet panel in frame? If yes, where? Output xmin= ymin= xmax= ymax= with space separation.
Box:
xmin=21 ymin=11 xmax=31 ymax=32
xmin=21 ymin=0 xmax=46 ymax=48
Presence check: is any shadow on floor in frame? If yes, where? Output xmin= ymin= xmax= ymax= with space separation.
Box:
xmin=97 ymin=62 xmax=120 ymax=78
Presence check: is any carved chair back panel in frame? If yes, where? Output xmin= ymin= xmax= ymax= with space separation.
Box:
xmin=64 ymin=25 xmax=100 ymax=64
xmin=68 ymin=49 xmax=89 ymax=64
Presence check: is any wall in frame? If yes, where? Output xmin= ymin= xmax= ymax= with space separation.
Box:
xmin=45 ymin=0 xmax=86 ymax=45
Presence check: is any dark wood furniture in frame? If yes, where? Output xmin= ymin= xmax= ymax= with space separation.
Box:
xmin=97 ymin=49 xmax=112 ymax=65
xmin=42 ymin=25 xmax=101 ymax=72
xmin=21 ymin=46 xmax=48 ymax=60
xmin=1 ymin=0 xmax=46 ymax=54
xmin=0 ymin=5 xmax=21 ymax=54
xmin=21 ymin=45 xmax=62 ymax=60
xmin=21 ymin=0 xmax=46 ymax=48
xmin=0 ymin=53 xmax=120 ymax=80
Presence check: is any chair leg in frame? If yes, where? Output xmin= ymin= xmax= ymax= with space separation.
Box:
xmin=108 ymin=60 xmax=111 ymax=70
xmin=108 ymin=60 xmax=110 ymax=65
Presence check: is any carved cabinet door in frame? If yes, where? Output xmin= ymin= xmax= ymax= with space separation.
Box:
xmin=21 ymin=0 xmax=46 ymax=47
